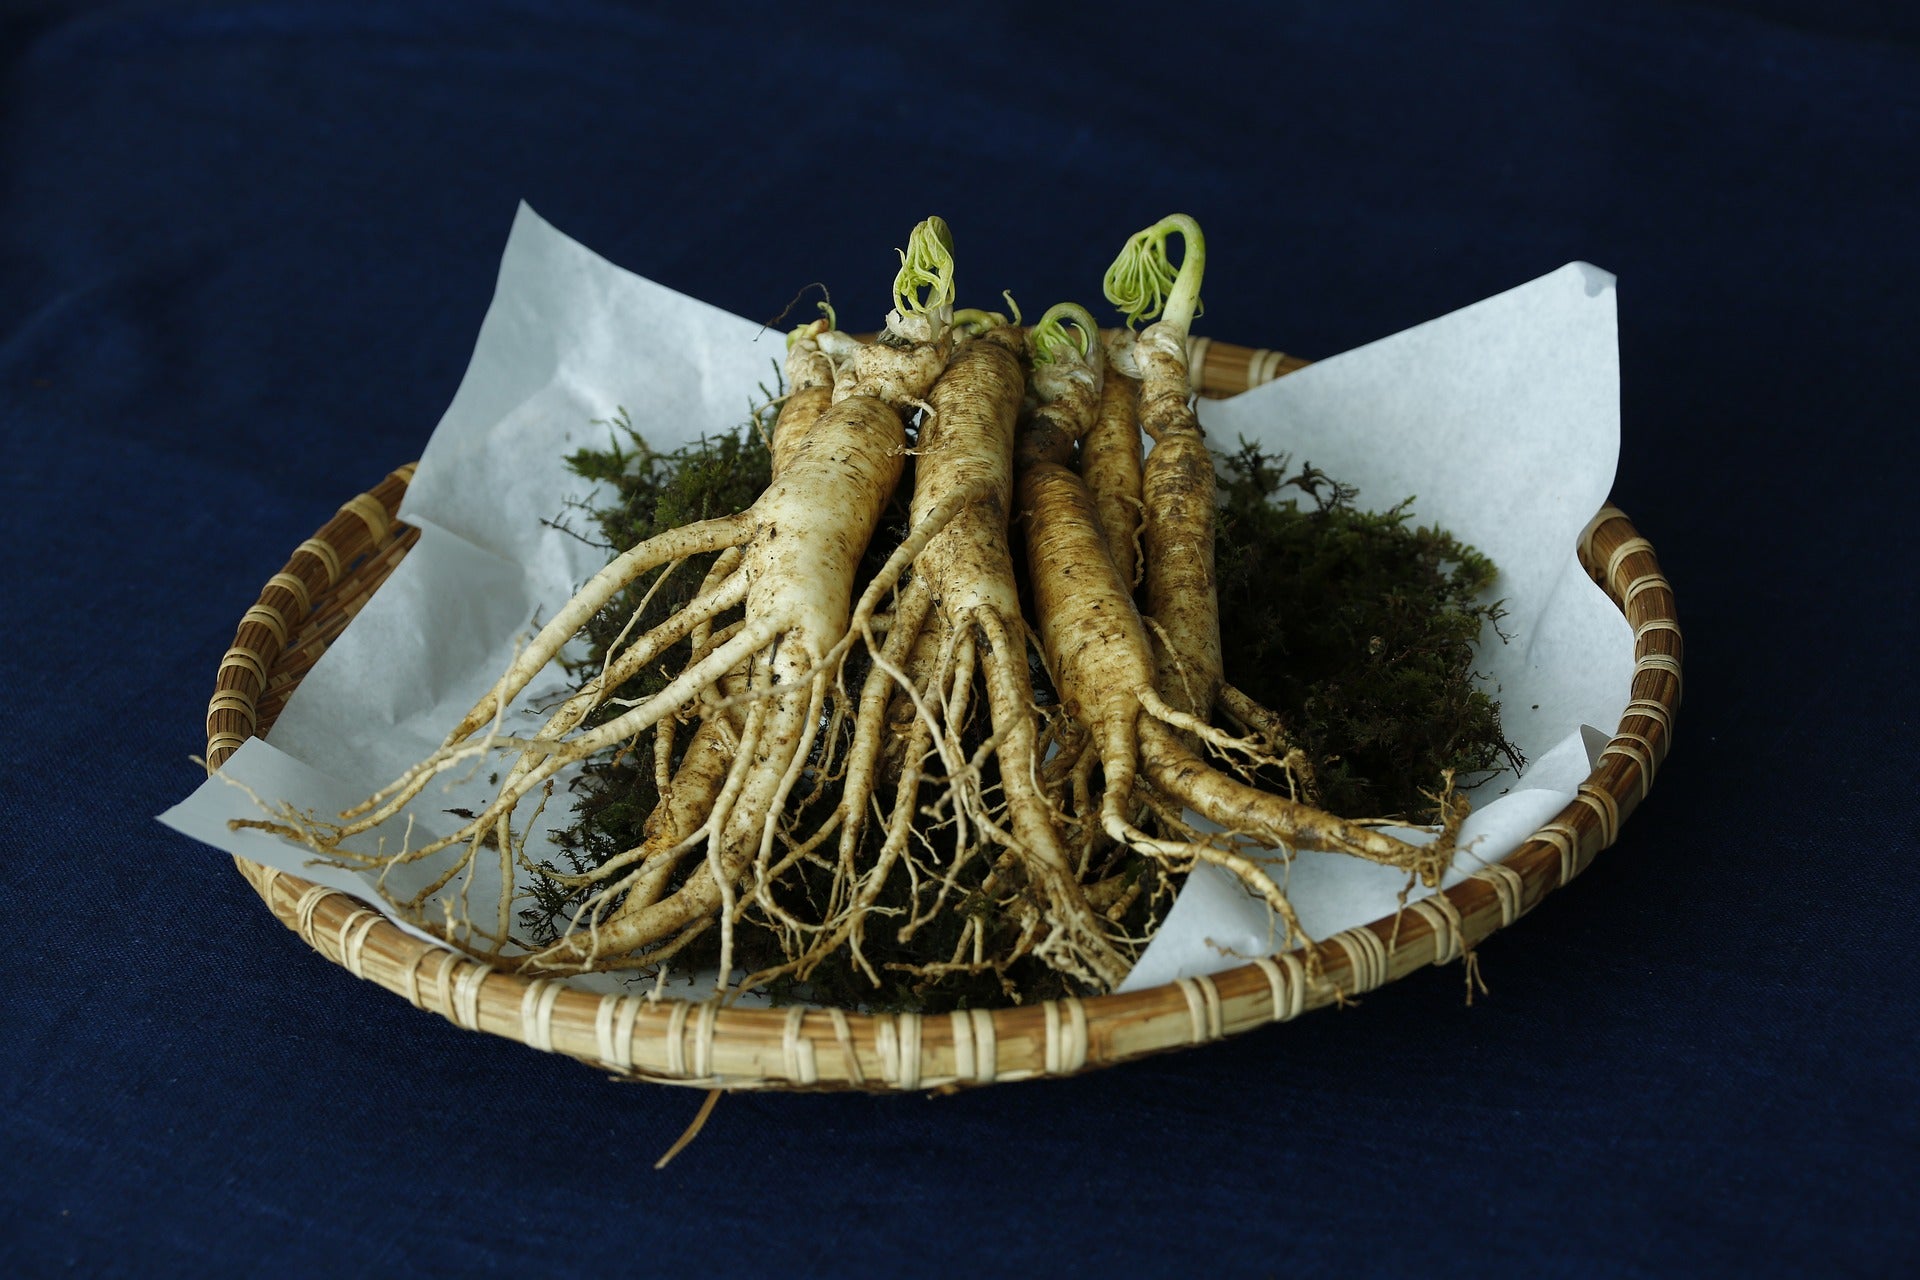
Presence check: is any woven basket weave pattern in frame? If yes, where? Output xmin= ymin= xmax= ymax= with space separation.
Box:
xmin=205 ymin=340 xmax=1680 ymax=1092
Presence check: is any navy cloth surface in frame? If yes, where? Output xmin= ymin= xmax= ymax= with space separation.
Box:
xmin=4 ymin=2 xmax=1916 ymax=1275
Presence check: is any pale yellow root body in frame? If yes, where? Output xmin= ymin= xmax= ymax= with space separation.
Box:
xmin=1018 ymin=456 xmax=1310 ymax=945
xmin=525 ymin=350 xmax=834 ymax=972
xmin=505 ymin=344 xmax=948 ymax=971
xmin=758 ymin=326 xmax=1130 ymax=992
xmin=1080 ymin=338 xmax=1144 ymax=589
xmin=903 ymin=328 xmax=1129 ymax=987
xmin=1017 ymin=322 xmax=1464 ymax=957
xmin=1133 ymin=320 xmax=1224 ymax=722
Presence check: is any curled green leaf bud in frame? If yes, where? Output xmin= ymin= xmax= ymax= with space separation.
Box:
xmin=1103 ymin=214 xmax=1206 ymax=334
xmin=894 ymin=216 xmax=958 ymax=319
xmin=1031 ymin=302 xmax=1099 ymax=365
xmin=952 ymin=308 xmax=1009 ymax=338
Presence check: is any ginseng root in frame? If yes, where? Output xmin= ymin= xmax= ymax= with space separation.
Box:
xmin=1015 ymin=244 xmax=1462 ymax=959
xmin=236 ymin=213 xmax=1494 ymax=1004
xmin=1107 ymin=215 xmax=1459 ymax=881
xmin=769 ymin=314 xmax=1131 ymax=993
xmin=252 ymin=219 xmax=960 ymax=982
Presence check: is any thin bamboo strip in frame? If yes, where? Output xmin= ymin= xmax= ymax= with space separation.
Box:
xmin=211 ymin=343 xmax=1679 ymax=1092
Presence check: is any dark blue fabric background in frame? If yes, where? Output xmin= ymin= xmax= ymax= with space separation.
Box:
xmin=4 ymin=1 xmax=1915 ymax=1274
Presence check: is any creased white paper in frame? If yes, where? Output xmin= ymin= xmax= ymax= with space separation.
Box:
xmin=160 ymin=203 xmax=1632 ymax=998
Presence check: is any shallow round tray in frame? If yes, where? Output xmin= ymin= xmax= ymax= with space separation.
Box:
xmin=204 ymin=337 xmax=1680 ymax=1092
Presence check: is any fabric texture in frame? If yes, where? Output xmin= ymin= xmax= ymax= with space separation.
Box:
xmin=3 ymin=1 xmax=1915 ymax=1274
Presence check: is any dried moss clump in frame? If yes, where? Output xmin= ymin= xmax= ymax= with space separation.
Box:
xmin=1214 ymin=441 xmax=1521 ymax=820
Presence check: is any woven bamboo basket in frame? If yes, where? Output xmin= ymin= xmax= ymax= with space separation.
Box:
xmin=204 ymin=337 xmax=1680 ymax=1093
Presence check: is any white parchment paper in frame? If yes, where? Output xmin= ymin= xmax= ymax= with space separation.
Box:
xmin=161 ymin=203 xmax=1631 ymax=996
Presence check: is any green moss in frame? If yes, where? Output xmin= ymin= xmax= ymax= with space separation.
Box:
xmin=1213 ymin=441 xmax=1521 ymax=821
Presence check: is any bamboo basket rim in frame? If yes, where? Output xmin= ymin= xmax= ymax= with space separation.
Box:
xmin=203 ymin=335 xmax=1681 ymax=1093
